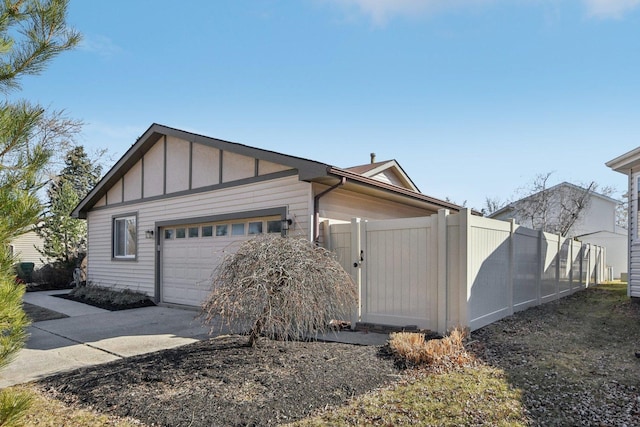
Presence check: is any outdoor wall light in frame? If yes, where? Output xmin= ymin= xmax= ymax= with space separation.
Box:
xmin=281 ymin=218 xmax=292 ymax=231
xmin=145 ymin=230 xmax=154 ymax=239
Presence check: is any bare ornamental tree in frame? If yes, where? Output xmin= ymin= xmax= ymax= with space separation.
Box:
xmin=200 ymin=234 xmax=357 ymax=347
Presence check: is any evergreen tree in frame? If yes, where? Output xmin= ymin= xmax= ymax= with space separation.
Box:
xmin=37 ymin=146 xmax=101 ymax=265
xmin=59 ymin=145 xmax=102 ymax=196
xmin=0 ymin=0 xmax=79 ymax=423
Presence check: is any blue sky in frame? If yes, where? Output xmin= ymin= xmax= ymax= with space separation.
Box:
xmin=14 ymin=0 xmax=640 ymax=211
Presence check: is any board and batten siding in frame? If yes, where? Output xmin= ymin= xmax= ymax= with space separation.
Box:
xmin=86 ymin=175 xmax=312 ymax=296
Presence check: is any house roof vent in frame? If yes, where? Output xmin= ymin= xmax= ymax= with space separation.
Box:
xmin=370 ymin=152 xmax=376 ymax=164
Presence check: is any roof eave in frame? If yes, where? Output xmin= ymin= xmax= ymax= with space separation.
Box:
xmin=327 ymin=167 xmax=478 ymax=215
xmin=73 ymin=123 xmax=332 ymax=218
xmin=606 ymin=147 xmax=640 ymax=174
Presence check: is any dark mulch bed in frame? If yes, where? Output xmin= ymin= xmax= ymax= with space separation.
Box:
xmin=54 ymin=293 xmax=156 ymax=311
xmin=37 ymin=335 xmax=399 ymax=427
xmin=22 ymin=302 xmax=68 ymax=322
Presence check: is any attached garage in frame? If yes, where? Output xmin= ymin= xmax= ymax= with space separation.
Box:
xmin=72 ymin=124 xmax=463 ymax=308
xmin=159 ymin=213 xmax=285 ymax=306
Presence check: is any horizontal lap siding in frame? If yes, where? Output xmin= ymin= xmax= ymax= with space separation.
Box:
xmin=86 ymin=176 xmax=311 ymax=296
xmin=631 ymin=172 xmax=639 ymax=297
xmin=11 ymin=230 xmax=44 ymax=267
xmin=317 ymin=186 xmax=434 ymax=221
xmin=630 ymin=248 xmax=640 ymax=297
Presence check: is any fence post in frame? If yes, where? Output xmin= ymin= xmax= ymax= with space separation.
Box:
xmin=457 ymin=208 xmax=471 ymax=330
xmin=555 ymin=234 xmax=561 ymax=299
xmin=350 ymin=218 xmax=362 ymax=329
xmin=579 ymin=244 xmax=584 ymax=288
xmin=436 ymin=209 xmax=449 ymax=335
xmin=537 ymin=230 xmax=543 ymax=305
xmin=508 ymin=219 xmax=516 ymax=316
xmin=570 ymin=240 xmax=576 ymax=292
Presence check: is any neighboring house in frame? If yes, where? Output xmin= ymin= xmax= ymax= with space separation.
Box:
xmin=9 ymin=226 xmax=44 ymax=268
xmin=607 ymin=147 xmax=640 ymax=296
xmin=72 ymin=123 xmax=466 ymax=307
xmin=489 ymin=182 xmax=627 ymax=279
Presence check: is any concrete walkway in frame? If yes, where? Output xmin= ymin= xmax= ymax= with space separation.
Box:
xmin=1 ymin=290 xmax=213 ymax=388
xmin=0 ymin=291 xmax=389 ymax=388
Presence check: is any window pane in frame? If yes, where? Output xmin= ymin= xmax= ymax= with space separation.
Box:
xmin=115 ymin=219 xmax=125 ymax=256
xmin=216 ymin=225 xmax=228 ymax=236
xmin=267 ymin=220 xmax=282 ymax=234
xmin=189 ymin=227 xmax=199 ymax=238
xmin=248 ymin=222 xmax=263 ymax=235
xmin=164 ymin=229 xmax=174 ymax=239
xmin=176 ymin=228 xmax=186 ymax=238
xmin=202 ymin=226 xmax=213 ymax=237
xmin=231 ymin=223 xmax=245 ymax=236
xmin=126 ymin=218 xmax=136 ymax=256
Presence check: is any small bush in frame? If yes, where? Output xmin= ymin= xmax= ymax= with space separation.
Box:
xmin=389 ymin=327 xmax=475 ymax=370
xmin=201 ymin=234 xmax=357 ymax=346
xmin=68 ymin=285 xmax=154 ymax=310
xmin=31 ymin=255 xmax=85 ymax=289
xmin=31 ymin=263 xmax=73 ymax=288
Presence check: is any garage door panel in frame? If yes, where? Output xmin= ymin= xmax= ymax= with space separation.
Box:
xmin=161 ymin=216 xmax=280 ymax=306
xmin=162 ymin=237 xmax=217 ymax=306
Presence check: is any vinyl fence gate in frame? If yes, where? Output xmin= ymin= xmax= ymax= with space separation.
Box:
xmin=327 ymin=209 xmax=607 ymax=335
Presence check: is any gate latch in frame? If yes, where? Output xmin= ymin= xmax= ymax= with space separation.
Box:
xmin=353 ymin=250 xmax=364 ymax=268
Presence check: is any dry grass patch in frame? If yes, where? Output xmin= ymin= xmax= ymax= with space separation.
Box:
xmin=289 ymin=366 xmax=527 ymax=427
xmin=289 ymin=327 xmax=529 ymax=426
xmin=8 ymin=385 xmax=141 ymax=426
xmin=389 ymin=327 xmax=475 ymax=371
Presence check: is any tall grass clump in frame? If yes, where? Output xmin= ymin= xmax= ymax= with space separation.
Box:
xmin=389 ymin=327 xmax=474 ymax=370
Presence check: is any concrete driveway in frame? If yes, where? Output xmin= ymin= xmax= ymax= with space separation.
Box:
xmin=0 ymin=290 xmax=219 ymax=388
xmin=1 ymin=290 xmax=390 ymax=388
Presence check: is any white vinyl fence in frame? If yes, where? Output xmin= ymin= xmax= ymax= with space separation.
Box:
xmin=327 ymin=209 xmax=606 ymax=334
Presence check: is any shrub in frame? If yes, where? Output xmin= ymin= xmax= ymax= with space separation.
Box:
xmin=200 ymin=234 xmax=357 ymax=346
xmin=31 ymin=263 xmax=72 ymax=288
xmin=68 ymin=285 xmax=152 ymax=308
xmin=389 ymin=327 xmax=474 ymax=370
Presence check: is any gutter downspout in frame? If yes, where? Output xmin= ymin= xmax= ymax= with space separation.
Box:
xmin=313 ymin=177 xmax=346 ymax=243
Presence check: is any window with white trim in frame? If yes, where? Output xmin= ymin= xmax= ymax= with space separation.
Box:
xmin=232 ymin=223 xmax=245 ymax=236
xmin=248 ymin=221 xmax=263 ymax=235
xmin=113 ymin=215 xmax=137 ymax=258
xmin=267 ymin=220 xmax=282 ymax=234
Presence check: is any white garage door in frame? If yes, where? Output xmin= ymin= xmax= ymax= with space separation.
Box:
xmin=161 ymin=216 xmax=283 ymax=306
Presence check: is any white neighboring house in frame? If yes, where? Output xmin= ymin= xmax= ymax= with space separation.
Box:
xmin=607 ymin=148 xmax=640 ymax=297
xmin=489 ymin=182 xmax=627 ymax=279
xmin=9 ymin=226 xmax=45 ymax=268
